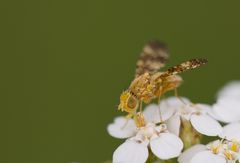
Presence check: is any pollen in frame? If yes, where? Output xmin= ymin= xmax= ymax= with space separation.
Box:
xmin=231 ymin=141 xmax=239 ymax=152
xmin=210 ymin=143 xmax=222 ymax=154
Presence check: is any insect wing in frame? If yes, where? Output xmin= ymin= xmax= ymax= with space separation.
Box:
xmin=135 ymin=40 xmax=169 ymax=77
xmin=160 ymin=58 xmax=208 ymax=78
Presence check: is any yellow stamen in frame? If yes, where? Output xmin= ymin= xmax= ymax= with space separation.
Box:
xmin=211 ymin=144 xmax=222 ymax=154
xmin=224 ymin=150 xmax=233 ymax=160
xmin=231 ymin=141 xmax=239 ymax=152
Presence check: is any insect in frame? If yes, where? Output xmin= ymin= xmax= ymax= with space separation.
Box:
xmin=118 ymin=40 xmax=208 ymax=118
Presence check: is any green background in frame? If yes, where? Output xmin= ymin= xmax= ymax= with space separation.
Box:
xmin=1 ymin=0 xmax=240 ymax=163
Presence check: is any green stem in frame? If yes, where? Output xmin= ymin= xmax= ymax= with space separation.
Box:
xmin=146 ymin=149 xmax=156 ymax=163
xmin=147 ymin=152 xmax=175 ymax=163
xmin=154 ymin=159 xmax=175 ymax=163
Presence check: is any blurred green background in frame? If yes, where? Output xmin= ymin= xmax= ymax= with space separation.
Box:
xmin=1 ymin=0 xmax=240 ymax=163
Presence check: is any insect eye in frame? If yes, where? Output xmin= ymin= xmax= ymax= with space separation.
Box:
xmin=127 ymin=96 xmax=137 ymax=109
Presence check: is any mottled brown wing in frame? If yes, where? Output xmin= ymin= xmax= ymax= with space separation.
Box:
xmin=160 ymin=58 xmax=208 ymax=78
xmin=135 ymin=40 xmax=169 ymax=77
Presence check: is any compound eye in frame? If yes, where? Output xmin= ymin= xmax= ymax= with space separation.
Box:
xmin=127 ymin=96 xmax=138 ymax=109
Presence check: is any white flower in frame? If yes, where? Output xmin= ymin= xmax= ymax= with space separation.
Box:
xmin=217 ymin=81 xmax=240 ymax=100
xmin=178 ymin=144 xmax=207 ymax=163
xmin=179 ymin=125 xmax=240 ymax=163
xmin=211 ymin=98 xmax=240 ymax=123
xmin=210 ymin=81 xmax=240 ymax=123
xmin=107 ymin=117 xmax=137 ymax=139
xmin=142 ymin=103 xmax=176 ymax=124
xmin=219 ymin=122 xmax=240 ymax=141
xmin=179 ymin=140 xmax=240 ymax=163
xmin=107 ymin=114 xmax=183 ymax=163
xmin=157 ymin=97 xmax=222 ymax=136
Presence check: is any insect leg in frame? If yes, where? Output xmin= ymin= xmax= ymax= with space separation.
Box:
xmin=174 ymin=88 xmax=187 ymax=105
xmin=157 ymin=86 xmax=164 ymax=122
xmin=139 ymin=101 xmax=143 ymax=113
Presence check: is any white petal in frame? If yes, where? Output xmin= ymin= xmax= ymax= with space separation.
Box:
xmin=212 ymin=98 xmax=240 ymax=123
xmin=143 ymin=104 xmax=175 ymax=123
xmin=143 ymin=96 xmax=190 ymax=123
xmin=143 ymin=104 xmax=161 ymax=123
xmin=219 ymin=122 xmax=240 ymax=141
xmin=190 ymin=151 xmax=226 ymax=163
xmin=195 ymin=104 xmax=212 ymax=113
xmin=178 ymin=144 xmax=206 ymax=163
xmin=206 ymin=106 xmax=224 ymax=122
xmin=107 ymin=117 xmax=137 ymax=139
xmin=217 ymin=81 xmax=240 ymax=100
xmin=113 ymin=140 xmax=148 ymax=163
xmin=190 ymin=114 xmax=222 ymax=136
xmin=161 ymin=96 xmax=191 ymax=108
xmin=165 ymin=114 xmax=181 ymax=136
xmin=176 ymin=103 xmax=208 ymax=121
xmin=150 ymin=133 xmax=183 ymax=160
xmin=195 ymin=104 xmax=223 ymax=122
xmin=160 ymin=101 xmax=181 ymax=120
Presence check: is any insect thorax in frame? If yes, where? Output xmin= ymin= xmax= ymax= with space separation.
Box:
xmin=129 ymin=72 xmax=183 ymax=102
xmin=129 ymin=72 xmax=162 ymax=103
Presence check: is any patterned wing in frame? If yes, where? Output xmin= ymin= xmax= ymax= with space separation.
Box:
xmin=160 ymin=58 xmax=208 ymax=78
xmin=135 ymin=40 xmax=169 ymax=77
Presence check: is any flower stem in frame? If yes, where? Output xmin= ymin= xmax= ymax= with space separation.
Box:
xmin=154 ymin=159 xmax=175 ymax=163
xmin=180 ymin=119 xmax=202 ymax=149
xmin=146 ymin=148 xmax=156 ymax=163
xmin=146 ymin=150 xmax=176 ymax=163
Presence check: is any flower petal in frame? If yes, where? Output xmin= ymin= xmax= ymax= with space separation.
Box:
xmin=190 ymin=151 xmax=226 ymax=163
xmin=178 ymin=144 xmax=206 ymax=163
xmin=107 ymin=116 xmax=137 ymax=139
xmin=206 ymin=106 xmax=224 ymax=122
xmin=161 ymin=96 xmax=190 ymax=108
xmin=165 ymin=114 xmax=181 ymax=136
xmin=143 ymin=97 xmax=190 ymax=123
xmin=143 ymin=104 xmax=161 ymax=123
xmin=150 ymin=133 xmax=183 ymax=160
xmin=217 ymin=81 xmax=240 ymax=100
xmin=159 ymin=100 xmax=181 ymax=120
xmin=219 ymin=122 xmax=240 ymax=141
xmin=195 ymin=104 xmax=224 ymax=122
xmin=212 ymin=98 xmax=240 ymax=123
xmin=190 ymin=114 xmax=222 ymax=136
xmin=143 ymin=104 xmax=174 ymax=123
xmin=195 ymin=104 xmax=212 ymax=113
xmin=113 ymin=140 xmax=148 ymax=163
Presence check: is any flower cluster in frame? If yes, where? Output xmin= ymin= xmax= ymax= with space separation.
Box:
xmin=107 ymin=81 xmax=240 ymax=163
xmin=179 ymin=139 xmax=240 ymax=163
